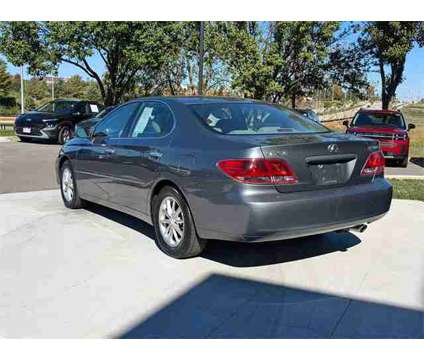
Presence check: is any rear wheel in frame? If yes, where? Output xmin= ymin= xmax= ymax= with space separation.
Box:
xmin=60 ymin=160 xmax=84 ymax=209
xmin=152 ymin=186 xmax=207 ymax=258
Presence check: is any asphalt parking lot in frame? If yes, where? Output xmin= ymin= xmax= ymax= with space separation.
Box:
xmin=0 ymin=139 xmax=423 ymax=338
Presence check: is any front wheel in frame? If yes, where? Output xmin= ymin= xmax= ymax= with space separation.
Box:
xmin=399 ymin=157 xmax=409 ymax=168
xmin=58 ymin=125 xmax=73 ymax=145
xmin=60 ymin=160 xmax=84 ymax=209
xmin=152 ymin=186 xmax=207 ymax=258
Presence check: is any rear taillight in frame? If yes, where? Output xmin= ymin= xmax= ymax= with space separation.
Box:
xmin=217 ymin=158 xmax=298 ymax=185
xmin=361 ymin=151 xmax=385 ymax=176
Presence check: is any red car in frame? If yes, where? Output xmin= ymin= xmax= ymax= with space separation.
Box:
xmin=344 ymin=109 xmax=415 ymax=167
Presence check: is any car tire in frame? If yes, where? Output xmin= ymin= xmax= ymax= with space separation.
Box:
xmin=152 ymin=186 xmax=207 ymax=259
xmin=60 ymin=160 xmax=84 ymax=209
xmin=399 ymin=157 xmax=408 ymax=168
xmin=18 ymin=136 xmax=32 ymax=143
xmin=58 ymin=125 xmax=73 ymax=145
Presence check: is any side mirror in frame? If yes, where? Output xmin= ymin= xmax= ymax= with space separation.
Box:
xmin=342 ymin=120 xmax=349 ymax=128
xmin=92 ymin=130 xmax=108 ymax=143
xmin=408 ymin=123 xmax=416 ymax=130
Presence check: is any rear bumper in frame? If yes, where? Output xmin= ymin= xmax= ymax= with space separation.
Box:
xmin=193 ymin=178 xmax=393 ymax=242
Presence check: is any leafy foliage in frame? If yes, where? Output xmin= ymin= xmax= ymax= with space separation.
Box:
xmin=0 ymin=58 xmax=11 ymax=96
xmin=358 ymin=22 xmax=424 ymax=109
xmin=0 ymin=21 xmax=185 ymax=105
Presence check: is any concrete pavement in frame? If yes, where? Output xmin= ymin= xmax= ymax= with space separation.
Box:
xmin=0 ymin=189 xmax=423 ymax=338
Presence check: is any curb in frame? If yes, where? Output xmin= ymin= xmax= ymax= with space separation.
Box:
xmin=386 ymin=175 xmax=424 ymax=180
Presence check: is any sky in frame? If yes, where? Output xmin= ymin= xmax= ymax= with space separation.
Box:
xmin=2 ymin=22 xmax=424 ymax=101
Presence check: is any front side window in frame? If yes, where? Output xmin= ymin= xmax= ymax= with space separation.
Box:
xmin=94 ymin=102 xmax=139 ymax=138
xmin=351 ymin=112 xmax=406 ymax=129
xmin=36 ymin=101 xmax=54 ymax=112
xmin=54 ymin=101 xmax=79 ymax=114
xmin=190 ymin=103 xmax=329 ymax=135
xmin=130 ymin=102 xmax=174 ymax=138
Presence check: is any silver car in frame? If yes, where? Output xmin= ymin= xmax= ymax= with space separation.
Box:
xmin=56 ymin=97 xmax=392 ymax=258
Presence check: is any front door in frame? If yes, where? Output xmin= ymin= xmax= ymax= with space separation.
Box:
xmin=74 ymin=102 xmax=141 ymax=201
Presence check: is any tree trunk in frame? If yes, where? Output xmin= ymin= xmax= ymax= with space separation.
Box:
xmin=382 ymin=92 xmax=390 ymax=110
xmin=291 ymin=93 xmax=296 ymax=109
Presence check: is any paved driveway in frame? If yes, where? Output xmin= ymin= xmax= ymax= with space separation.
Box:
xmin=0 ymin=141 xmax=60 ymax=194
xmin=0 ymin=189 xmax=423 ymax=338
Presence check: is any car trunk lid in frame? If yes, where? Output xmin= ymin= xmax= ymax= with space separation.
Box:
xmin=257 ymin=132 xmax=379 ymax=192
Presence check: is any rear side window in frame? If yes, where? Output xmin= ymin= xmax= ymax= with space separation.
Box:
xmin=190 ymin=103 xmax=328 ymax=135
xmin=130 ymin=102 xmax=174 ymax=138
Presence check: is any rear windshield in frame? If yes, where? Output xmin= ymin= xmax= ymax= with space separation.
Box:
xmin=352 ymin=112 xmax=406 ymax=129
xmin=190 ymin=103 xmax=329 ymax=135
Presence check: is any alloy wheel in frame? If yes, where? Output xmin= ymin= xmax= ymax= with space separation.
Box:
xmin=62 ymin=167 xmax=74 ymax=202
xmin=158 ymin=196 xmax=185 ymax=247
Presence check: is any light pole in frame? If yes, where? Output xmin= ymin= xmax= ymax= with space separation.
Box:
xmin=51 ymin=75 xmax=55 ymax=100
xmin=198 ymin=21 xmax=204 ymax=96
xmin=20 ymin=65 xmax=24 ymax=114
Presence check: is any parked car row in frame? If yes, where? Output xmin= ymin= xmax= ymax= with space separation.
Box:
xmin=14 ymin=99 xmax=104 ymax=144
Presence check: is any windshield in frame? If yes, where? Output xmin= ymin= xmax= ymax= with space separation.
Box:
xmin=352 ymin=112 xmax=406 ymax=129
xmin=36 ymin=100 xmax=79 ymax=114
xmin=190 ymin=103 xmax=329 ymax=135
xmin=36 ymin=101 xmax=54 ymax=112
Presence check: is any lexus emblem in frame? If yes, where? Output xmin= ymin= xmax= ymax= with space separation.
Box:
xmin=328 ymin=144 xmax=339 ymax=153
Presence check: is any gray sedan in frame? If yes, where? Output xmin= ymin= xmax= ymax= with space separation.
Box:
xmin=56 ymin=97 xmax=392 ymax=258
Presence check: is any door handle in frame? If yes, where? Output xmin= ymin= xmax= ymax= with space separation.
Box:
xmin=97 ymin=146 xmax=115 ymax=159
xmin=104 ymin=148 xmax=115 ymax=155
xmin=147 ymin=150 xmax=163 ymax=160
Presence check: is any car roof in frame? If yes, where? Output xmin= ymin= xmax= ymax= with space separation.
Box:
xmin=132 ymin=96 xmax=261 ymax=105
xmin=357 ymin=108 xmax=400 ymax=115
xmin=53 ymin=99 xmax=100 ymax=103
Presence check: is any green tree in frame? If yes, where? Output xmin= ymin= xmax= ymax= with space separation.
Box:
xmin=25 ymin=77 xmax=50 ymax=108
xmin=359 ymin=21 xmax=424 ymax=109
xmin=219 ymin=22 xmax=363 ymax=107
xmin=0 ymin=59 xmax=11 ymax=96
xmin=0 ymin=21 xmax=185 ymax=105
xmin=56 ymin=75 xmax=87 ymax=99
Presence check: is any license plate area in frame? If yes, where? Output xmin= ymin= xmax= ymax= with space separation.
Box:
xmin=306 ymin=154 xmax=357 ymax=186
xmin=310 ymin=163 xmax=346 ymax=185
xmin=379 ymin=141 xmax=396 ymax=148
xmin=23 ymin=127 xmax=31 ymax=134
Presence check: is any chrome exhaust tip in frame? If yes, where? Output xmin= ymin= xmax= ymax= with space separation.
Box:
xmin=350 ymin=224 xmax=368 ymax=233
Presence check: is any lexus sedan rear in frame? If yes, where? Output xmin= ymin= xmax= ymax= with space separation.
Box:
xmin=56 ymin=97 xmax=392 ymax=258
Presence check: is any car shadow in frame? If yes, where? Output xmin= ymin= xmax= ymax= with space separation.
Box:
xmin=85 ymin=201 xmax=361 ymax=268
xmin=116 ymin=274 xmax=424 ymax=338
xmin=410 ymin=157 xmax=424 ymax=168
